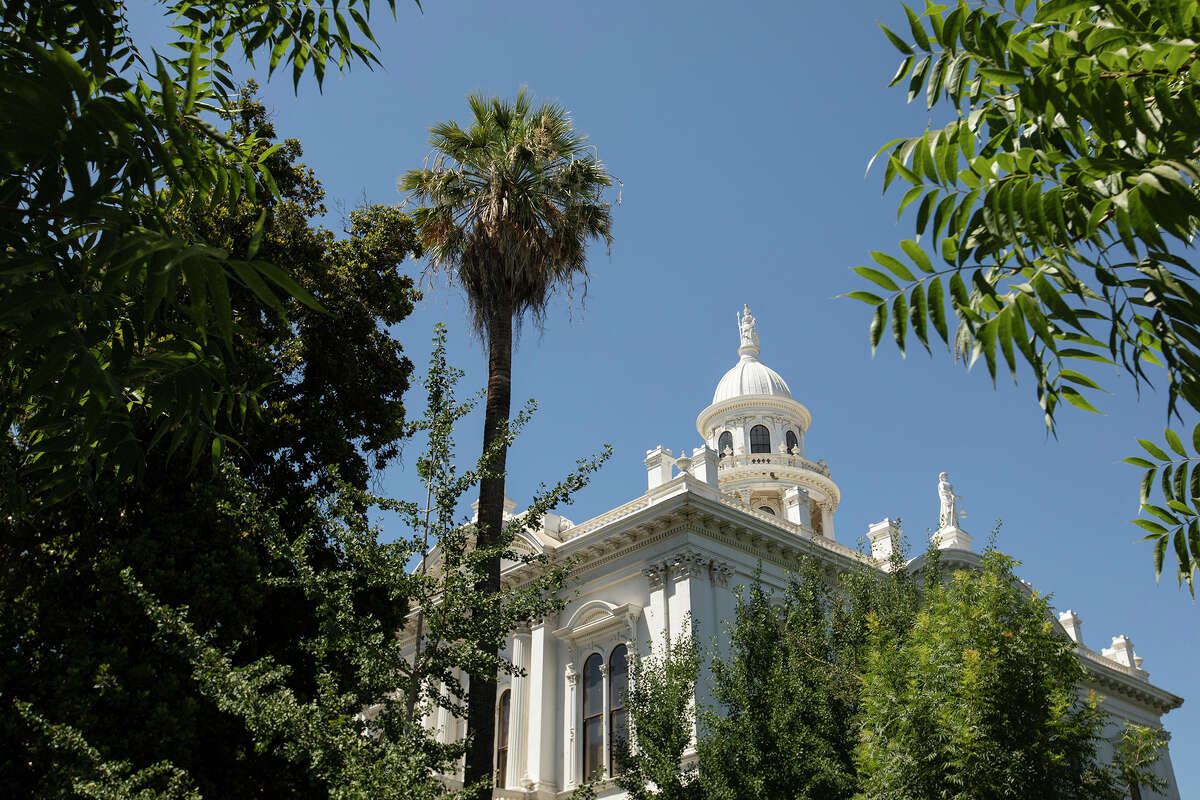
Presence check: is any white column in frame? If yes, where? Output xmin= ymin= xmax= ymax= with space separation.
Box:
xmin=821 ymin=504 xmax=836 ymax=540
xmin=506 ymin=625 xmax=532 ymax=788
xmin=525 ymin=618 xmax=556 ymax=791
xmin=643 ymin=563 xmax=669 ymax=648
xmin=669 ymin=552 xmax=701 ymax=752
xmin=563 ymin=658 xmax=579 ymax=790
xmin=434 ymin=682 xmax=451 ymax=744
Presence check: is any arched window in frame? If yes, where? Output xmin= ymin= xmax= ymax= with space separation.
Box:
xmin=750 ymin=424 xmax=771 ymax=454
xmin=496 ymin=689 xmax=511 ymax=787
xmin=785 ymin=430 xmax=799 ymax=454
xmin=609 ymin=645 xmax=628 ymax=774
xmin=582 ymin=653 xmax=604 ymax=780
xmin=758 ymin=506 xmax=776 ymax=516
xmin=717 ymin=430 xmax=733 ymax=457
xmin=810 ymin=503 xmax=824 ymax=535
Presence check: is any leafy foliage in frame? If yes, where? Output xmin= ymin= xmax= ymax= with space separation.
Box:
xmin=608 ymin=633 xmax=704 ymax=800
xmin=1 ymin=96 xmax=425 ymax=797
xmin=856 ymin=550 xmax=1117 ymax=799
xmin=697 ymin=564 xmax=867 ymax=800
xmin=401 ymin=89 xmax=615 ymax=340
xmin=1 ymin=0 xmax=414 ymax=506
xmin=1125 ymin=422 xmax=1200 ymax=593
xmin=850 ymin=0 xmax=1200 ymax=584
xmin=621 ymin=547 xmax=1166 ymax=799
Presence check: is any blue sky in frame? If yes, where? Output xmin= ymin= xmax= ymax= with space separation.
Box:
xmin=130 ymin=1 xmax=1199 ymax=792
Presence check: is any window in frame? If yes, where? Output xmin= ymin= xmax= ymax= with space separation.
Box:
xmin=580 ymin=645 xmax=631 ymax=781
xmin=785 ymin=430 xmax=799 ymax=453
xmin=582 ymin=653 xmax=604 ymax=780
xmin=810 ymin=502 xmax=824 ymax=535
xmin=750 ymin=424 xmax=771 ymax=453
xmin=758 ymin=506 xmax=776 ymax=516
xmin=609 ymin=645 xmax=628 ymax=775
xmin=717 ymin=430 xmax=733 ymax=457
xmin=496 ymin=689 xmax=511 ymax=787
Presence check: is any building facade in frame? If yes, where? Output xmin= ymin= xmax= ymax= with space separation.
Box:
xmin=425 ymin=306 xmax=1184 ymax=799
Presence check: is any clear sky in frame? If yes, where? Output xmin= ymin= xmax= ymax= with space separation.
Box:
xmin=131 ymin=1 xmax=1199 ymax=793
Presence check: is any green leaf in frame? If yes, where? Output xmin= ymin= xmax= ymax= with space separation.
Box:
xmin=870 ymin=305 xmax=887 ymax=354
xmin=1140 ymin=468 xmax=1156 ymax=504
xmin=1133 ymin=518 xmax=1169 ymax=535
xmin=928 ymin=277 xmax=949 ymax=343
xmin=871 ymin=251 xmax=917 ymax=282
xmin=1173 ymin=530 xmax=1192 ymax=589
xmin=893 ymin=293 xmax=908 ymax=356
xmin=903 ymin=4 xmax=931 ymax=51
xmin=1153 ymin=533 xmax=1168 ymax=581
xmin=846 ymin=291 xmax=886 ymax=306
xmin=247 ymin=209 xmax=267 ymax=259
xmin=1145 ymin=504 xmax=1181 ymax=526
xmin=1125 ymin=456 xmax=1156 ymax=469
xmin=1165 ymin=428 xmax=1188 ymax=457
xmin=1138 ymin=439 xmax=1170 ymax=461
xmin=854 ymin=267 xmax=901 ymax=292
xmin=910 ymin=281 xmax=929 ymax=351
xmin=1059 ymin=386 xmax=1101 ymax=414
xmin=879 ymin=22 xmax=915 ymax=55
xmin=900 ymin=240 xmax=934 ymax=273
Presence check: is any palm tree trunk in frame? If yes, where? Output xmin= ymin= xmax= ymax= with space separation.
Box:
xmin=463 ymin=301 xmax=513 ymax=797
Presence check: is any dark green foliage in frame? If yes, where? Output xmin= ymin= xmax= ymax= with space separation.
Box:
xmin=851 ymin=0 xmax=1200 ymax=587
xmin=0 ymin=94 xmax=425 ymax=797
xmin=1 ymin=0 xmax=413 ymax=507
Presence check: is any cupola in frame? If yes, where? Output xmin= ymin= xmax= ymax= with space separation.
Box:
xmin=695 ymin=306 xmax=841 ymax=539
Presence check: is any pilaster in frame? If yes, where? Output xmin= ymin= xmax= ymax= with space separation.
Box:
xmin=524 ymin=616 xmax=557 ymax=792
xmin=505 ymin=624 xmax=531 ymax=789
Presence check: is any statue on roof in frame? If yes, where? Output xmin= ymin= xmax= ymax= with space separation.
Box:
xmin=938 ymin=471 xmax=960 ymax=529
xmin=737 ymin=304 xmax=759 ymax=349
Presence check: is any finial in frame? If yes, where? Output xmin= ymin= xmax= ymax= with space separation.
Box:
xmin=737 ymin=304 xmax=760 ymax=359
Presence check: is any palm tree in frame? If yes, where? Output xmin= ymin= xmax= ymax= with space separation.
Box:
xmin=401 ymin=90 xmax=613 ymax=795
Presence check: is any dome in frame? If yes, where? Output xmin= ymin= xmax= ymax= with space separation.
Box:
xmin=713 ymin=354 xmax=793 ymax=403
xmin=712 ymin=304 xmax=793 ymax=403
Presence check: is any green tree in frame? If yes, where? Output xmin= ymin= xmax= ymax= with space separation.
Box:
xmin=1 ymin=0 xmax=416 ymax=506
xmin=1 ymin=95 xmax=425 ymax=798
xmin=855 ymin=550 xmax=1118 ymax=800
xmin=849 ymin=0 xmax=1200 ymax=589
xmin=400 ymin=90 xmax=615 ymax=794
xmin=615 ymin=553 xmax=922 ymax=800
xmin=608 ymin=633 xmax=704 ymax=800
xmin=698 ymin=566 xmax=862 ymax=800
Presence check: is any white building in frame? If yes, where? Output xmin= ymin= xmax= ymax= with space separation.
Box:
xmin=429 ymin=306 xmax=1184 ymax=799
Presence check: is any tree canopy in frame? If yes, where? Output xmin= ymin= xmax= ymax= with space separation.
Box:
xmin=1 ymin=0 xmax=416 ymax=507
xmin=849 ymin=0 xmax=1200 ymax=590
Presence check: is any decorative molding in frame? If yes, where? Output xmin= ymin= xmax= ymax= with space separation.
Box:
xmin=643 ymin=563 xmax=667 ymax=589
xmin=672 ymin=550 xmax=706 ymax=581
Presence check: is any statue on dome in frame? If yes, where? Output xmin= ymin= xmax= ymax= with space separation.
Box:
xmin=938 ymin=471 xmax=960 ymax=529
xmin=737 ymin=304 xmax=759 ymax=348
